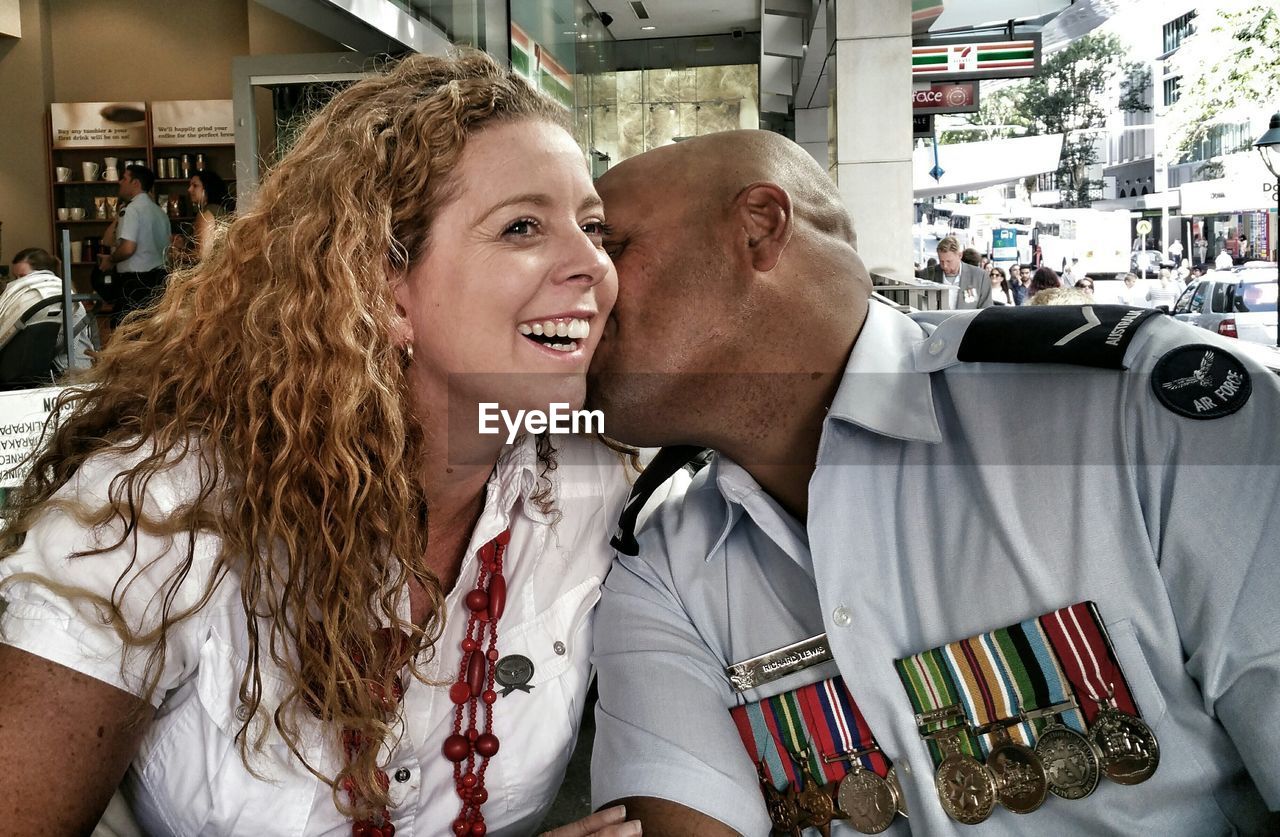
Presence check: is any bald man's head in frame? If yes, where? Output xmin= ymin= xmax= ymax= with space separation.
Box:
xmin=601 ymin=129 xmax=856 ymax=249
xmin=588 ymin=130 xmax=872 ymax=445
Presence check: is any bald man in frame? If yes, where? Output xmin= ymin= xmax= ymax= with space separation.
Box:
xmin=586 ymin=131 xmax=1280 ymax=835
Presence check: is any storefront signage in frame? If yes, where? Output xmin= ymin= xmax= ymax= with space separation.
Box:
xmin=912 ymin=82 xmax=978 ymax=115
xmin=51 ymin=101 xmax=147 ymax=149
xmin=1180 ymin=177 xmax=1274 ymax=215
xmin=152 ymin=100 xmax=235 ymax=147
xmin=913 ymin=114 xmax=934 ymax=138
xmin=911 ymin=34 xmax=1041 ymax=81
xmin=0 ymin=387 xmax=64 ymax=488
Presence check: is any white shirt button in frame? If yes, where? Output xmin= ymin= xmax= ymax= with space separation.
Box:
xmin=899 ymin=760 xmax=911 ymax=775
xmin=553 ymin=640 xmax=566 ymax=656
xmin=832 ymin=606 xmax=852 ymax=627
xmin=394 ymin=768 xmax=411 ymax=783
xmin=928 ymin=338 xmax=946 ymax=356
xmin=234 ymin=704 xmax=252 ymax=722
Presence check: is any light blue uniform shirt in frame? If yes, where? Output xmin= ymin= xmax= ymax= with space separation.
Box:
xmin=591 ymin=300 xmax=1280 ymax=835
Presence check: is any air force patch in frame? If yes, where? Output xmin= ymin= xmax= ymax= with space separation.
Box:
xmin=1152 ymin=344 xmax=1252 ymax=420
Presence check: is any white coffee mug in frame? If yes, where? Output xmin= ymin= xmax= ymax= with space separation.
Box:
xmin=82 ymin=161 xmax=100 ymax=181
xmin=55 ymin=166 xmax=72 ymax=182
xmin=104 ymin=167 xmax=120 ymax=182
xmin=104 ymin=156 xmax=119 ymax=170
xmin=69 ymin=207 xmax=85 ymax=220
xmin=57 ymin=207 xmax=70 ymax=221
xmin=70 ymin=241 xmax=84 ymax=263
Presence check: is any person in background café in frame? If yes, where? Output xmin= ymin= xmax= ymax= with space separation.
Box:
xmin=0 ymin=248 xmax=97 ymax=376
xmin=188 ymin=170 xmax=233 ymax=260
xmin=98 ymin=163 xmax=170 ymax=324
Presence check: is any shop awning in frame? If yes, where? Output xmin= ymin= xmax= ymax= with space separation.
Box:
xmin=914 ymin=134 xmax=1065 ymax=198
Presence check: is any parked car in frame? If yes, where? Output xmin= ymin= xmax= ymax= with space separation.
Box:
xmin=1172 ymin=266 xmax=1278 ymax=347
xmin=1130 ymin=249 xmax=1165 ymax=276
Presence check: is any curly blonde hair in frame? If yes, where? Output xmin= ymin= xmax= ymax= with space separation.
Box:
xmin=0 ymin=49 xmax=569 ymax=820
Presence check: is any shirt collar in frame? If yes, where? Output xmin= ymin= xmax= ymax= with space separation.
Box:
xmin=825 ymin=300 xmax=943 ymax=444
xmin=701 ymin=457 xmax=808 ymax=568
xmin=486 ymin=433 xmax=550 ymax=527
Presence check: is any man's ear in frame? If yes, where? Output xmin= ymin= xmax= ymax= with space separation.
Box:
xmin=734 ymin=181 xmax=792 ymax=272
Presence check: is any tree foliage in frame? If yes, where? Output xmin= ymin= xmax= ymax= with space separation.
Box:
xmin=938 ymin=85 xmax=1031 ymax=144
xmin=1019 ymin=32 xmax=1132 ymax=207
xmin=1163 ymin=2 xmax=1280 ymax=160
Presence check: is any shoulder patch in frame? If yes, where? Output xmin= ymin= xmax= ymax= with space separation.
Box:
xmin=1151 ymin=344 xmax=1251 ymax=420
xmin=957 ymin=305 xmax=1157 ymax=369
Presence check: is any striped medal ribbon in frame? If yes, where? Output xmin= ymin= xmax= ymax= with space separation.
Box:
xmin=1041 ymin=602 xmax=1159 ymax=785
xmin=894 ymin=648 xmax=997 ymax=824
xmin=730 ymin=676 xmax=896 ymax=834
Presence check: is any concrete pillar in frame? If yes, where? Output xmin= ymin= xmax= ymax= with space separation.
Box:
xmin=828 ymin=0 xmax=913 ymax=281
xmin=794 ymin=106 xmax=828 ymax=169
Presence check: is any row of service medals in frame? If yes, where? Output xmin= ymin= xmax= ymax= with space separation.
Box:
xmin=759 ymin=744 xmax=907 ymax=836
xmin=919 ymin=694 xmax=1159 ymax=825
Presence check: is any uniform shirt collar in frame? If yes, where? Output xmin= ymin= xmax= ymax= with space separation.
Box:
xmin=702 ymin=457 xmax=809 ymax=566
xmin=826 ymin=299 xmax=943 ymax=444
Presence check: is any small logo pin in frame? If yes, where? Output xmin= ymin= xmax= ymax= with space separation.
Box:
xmin=495 ymin=654 xmax=535 ymax=697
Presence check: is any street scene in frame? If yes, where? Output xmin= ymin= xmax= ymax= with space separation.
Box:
xmin=903 ymin=0 xmax=1278 ymax=365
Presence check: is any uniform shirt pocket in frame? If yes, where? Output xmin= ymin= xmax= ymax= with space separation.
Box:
xmin=1105 ymin=618 xmax=1168 ymax=731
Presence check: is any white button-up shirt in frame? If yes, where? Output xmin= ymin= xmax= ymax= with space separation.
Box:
xmin=0 ymin=433 xmax=630 ymax=836
xmin=591 ymin=301 xmax=1280 ymax=835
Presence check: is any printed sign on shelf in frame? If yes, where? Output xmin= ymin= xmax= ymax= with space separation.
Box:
xmin=912 ymin=82 xmax=979 ymax=115
xmin=911 ymin=34 xmax=1042 ymax=82
xmin=152 ymin=100 xmax=235 ymax=147
xmin=0 ymin=387 xmax=64 ymax=488
xmin=51 ymin=102 xmax=147 ymax=149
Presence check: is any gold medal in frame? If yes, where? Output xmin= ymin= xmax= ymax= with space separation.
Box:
xmin=1091 ymin=705 xmax=1159 ymax=785
xmin=795 ymin=765 xmax=836 ymax=837
xmin=757 ymin=762 xmax=801 ymax=837
xmin=835 ymin=767 xmax=896 ymax=834
xmin=932 ymin=730 xmax=996 ymax=825
xmin=886 ymin=766 xmax=909 ymax=819
xmin=985 ymin=727 xmax=1048 ymax=814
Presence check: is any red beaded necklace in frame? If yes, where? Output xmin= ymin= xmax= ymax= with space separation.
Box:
xmin=442 ymin=528 xmax=510 ymax=837
xmin=342 ymin=528 xmax=511 ymax=837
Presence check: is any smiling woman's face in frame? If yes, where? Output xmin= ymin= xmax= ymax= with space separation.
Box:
xmin=394 ymin=119 xmax=617 ymax=417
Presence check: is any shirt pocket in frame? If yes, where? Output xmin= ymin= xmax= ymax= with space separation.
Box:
xmin=491 ymin=578 xmax=602 ymax=818
xmin=134 ymin=634 xmax=318 ymax=836
xmin=1104 ymin=617 xmax=1168 ymax=732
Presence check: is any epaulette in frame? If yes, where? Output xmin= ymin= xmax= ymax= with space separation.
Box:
xmin=610 ymin=445 xmax=706 ymax=557
xmin=952 ymin=305 xmax=1253 ymax=419
xmin=954 ymin=305 xmax=1159 ymax=369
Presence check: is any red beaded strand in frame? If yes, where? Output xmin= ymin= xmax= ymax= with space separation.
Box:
xmin=443 ymin=529 xmax=510 ymax=837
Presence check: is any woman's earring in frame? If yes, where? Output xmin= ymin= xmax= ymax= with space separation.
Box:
xmin=402 ymin=343 xmax=414 ymax=365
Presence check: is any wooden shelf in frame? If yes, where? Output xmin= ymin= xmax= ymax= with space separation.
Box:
xmin=52 ymin=145 xmax=148 ymax=152
xmin=54 ymin=219 xmax=113 ymax=224
xmin=54 ymin=180 xmax=126 ymax=186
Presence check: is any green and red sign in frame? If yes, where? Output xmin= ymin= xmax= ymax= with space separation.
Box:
xmin=911 ymin=34 xmax=1040 ymax=81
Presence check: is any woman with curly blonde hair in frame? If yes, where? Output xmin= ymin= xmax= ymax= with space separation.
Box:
xmin=0 ymin=51 xmax=638 ymax=837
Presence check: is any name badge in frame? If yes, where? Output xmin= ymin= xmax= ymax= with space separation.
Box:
xmin=726 ymin=634 xmax=833 ymax=693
